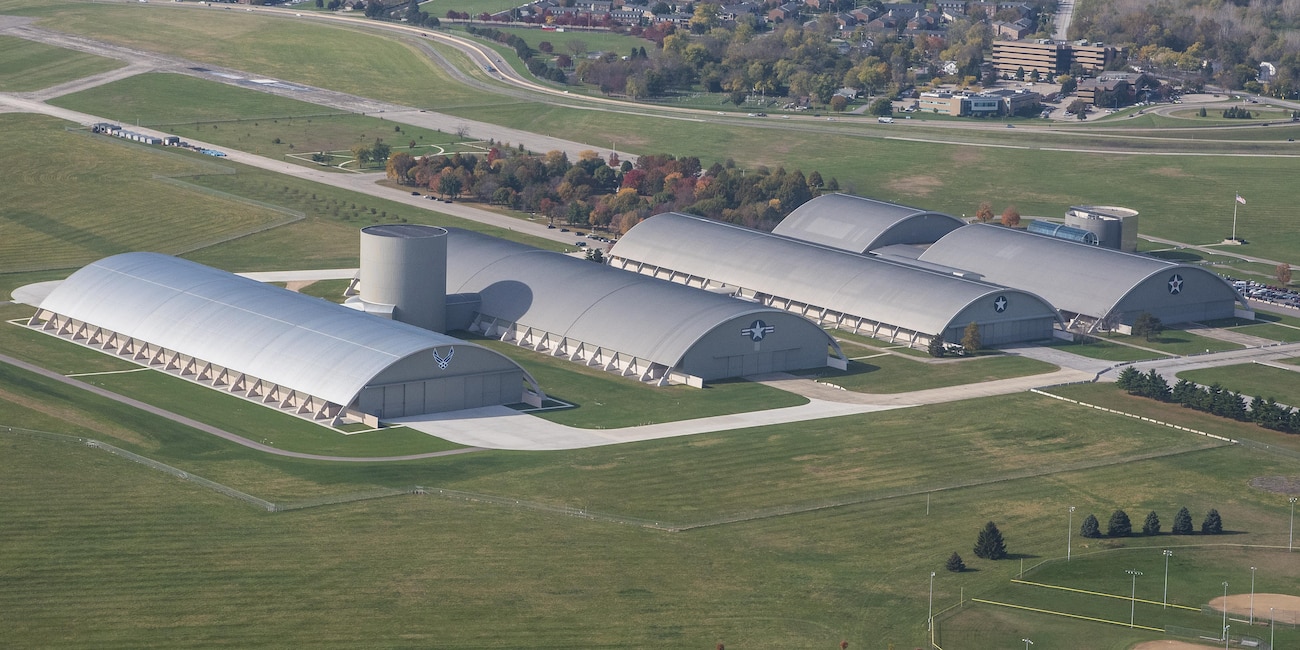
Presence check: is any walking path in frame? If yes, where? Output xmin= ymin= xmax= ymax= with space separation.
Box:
xmin=1182 ymin=322 xmax=1278 ymax=348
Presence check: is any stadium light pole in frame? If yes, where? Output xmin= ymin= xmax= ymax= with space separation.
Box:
xmin=1250 ymin=566 xmax=1256 ymax=625
xmin=1271 ymin=607 xmax=1275 ymax=649
xmin=1222 ymin=582 xmax=1229 ymax=642
xmin=1224 ymin=624 xmax=1230 ymax=650
xmin=1290 ymin=496 xmax=1298 ymax=552
xmin=928 ymin=571 xmax=936 ymax=632
xmin=1067 ymin=506 xmax=1076 ymax=561
xmin=1126 ymin=569 xmax=1143 ymax=628
xmin=1162 ymin=550 xmax=1173 ymax=609
xmin=1022 ymin=638 xmax=1033 ymax=650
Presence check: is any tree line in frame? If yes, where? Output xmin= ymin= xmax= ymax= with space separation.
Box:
xmin=1115 ymin=366 xmax=1300 ymax=433
xmin=1070 ymin=0 xmax=1300 ymax=96
xmin=385 ymin=146 xmax=832 ymax=233
xmin=1078 ymin=506 xmax=1223 ymax=538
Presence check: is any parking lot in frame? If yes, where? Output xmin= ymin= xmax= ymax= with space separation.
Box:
xmin=1235 ymin=278 xmax=1300 ymax=309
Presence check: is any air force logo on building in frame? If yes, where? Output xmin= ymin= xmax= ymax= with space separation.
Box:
xmin=741 ymin=319 xmax=775 ymax=342
xmin=1168 ymin=274 xmax=1184 ymax=295
xmin=993 ymin=295 xmax=1008 ymax=313
xmin=432 ymin=347 xmax=455 ymax=370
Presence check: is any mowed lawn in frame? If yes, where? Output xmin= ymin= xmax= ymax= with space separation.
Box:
xmin=49 ymin=71 xmax=333 ymax=124
xmin=471 ymin=336 xmax=810 ymax=429
xmin=944 ymin=546 xmax=1300 ymax=649
xmin=51 ymin=73 xmax=482 ymax=167
xmin=1177 ymin=363 xmax=1300 ymax=406
xmin=0 ymin=34 xmax=121 ymax=91
xmin=1044 ymin=336 xmax=1165 ymax=362
xmin=1046 ymin=382 xmax=1300 ymax=454
xmin=795 ymin=354 xmax=1056 ymax=393
xmin=1 ymin=371 xmax=1293 ymax=648
xmin=21 ymin=2 xmax=502 ymax=109
xmin=0 ymin=113 xmax=290 ymax=273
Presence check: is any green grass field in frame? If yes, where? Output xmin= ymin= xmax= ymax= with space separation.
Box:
xmin=0 ymin=33 xmax=121 ymax=91
xmin=19 ymin=3 xmax=505 ymax=110
xmin=0 ymin=113 xmax=291 ymax=273
xmin=1046 ymin=382 xmax=1300 ymax=455
xmin=4 ymin=3 xmax=1300 ymax=647
xmin=795 ymin=354 xmax=1056 ymax=393
xmin=49 ymin=70 xmax=336 ymax=124
xmin=943 ymin=546 xmax=1300 ymax=649
xmin=1231 ymin=322 xmax=1300 ymax=343
xmin=51 ymin=73 xmax=484 ymax=170
xmin=1177 ymin=363 xmax=1300 ymax=407
xmin=457 ymin=24 xmax=650 ymax=57
xmin=1046 ymin=337 xmax=1166 ymax=362
xmin=421 ymin=0 xmax=520 ymax=18
xmin=1108 ymin=329 xmax=1244 ymax=356
xmin=0 ymin=109 xmax=563 ymax=275
xmin=468 ymin=336 xmax=810 ymax=429
xmin=3 ymin=370 xmax=1295 ymax=647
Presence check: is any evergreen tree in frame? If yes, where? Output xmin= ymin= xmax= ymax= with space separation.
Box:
xmin=928 ymin=334 xmax=946 ymax=358
xmin=1172 ymin=507 xmax=1194 ymax=535
xmin=973 ymin=521 xmax=1008 ymax=560
xmin=1201 ymin=509 xmax=1223 ymax=534
xmin=1080 ymin=514 xmax=1101 ymax=539
xmin=1144 ymin=369 xmax=1171 ymax=401
xmin=961 ymin=322 xmax=982 ymax=354
xmin=946 ymin=551 xmax=966 ymax=572
xmin=1171 ymin=378 xmax=1197 ymax=405
xmin=1116 ymin=367 xmax=1141 ymax=391
xmin=1107 ymin=509 xmax=1133 ymax=537
xmin=1142 ymin=510 xmax=1161 ymax=536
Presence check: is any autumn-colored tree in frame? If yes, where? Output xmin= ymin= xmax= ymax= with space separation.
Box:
xmin=1277 ymin=263 xmax=1293 ymax=286
xmin=1001 ymin=205 xmax=1021 ymax=227
xmin=386 ymin=152 xmax=416 ymax=184
xmin=975 ymin=201 xmax=994 ymax=222
xmin=350 ymin=144 xmax=371 ymax=169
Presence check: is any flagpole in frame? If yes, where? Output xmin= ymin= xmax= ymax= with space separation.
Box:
xmin=1232 ymin=193 xmax=1238 ymax=242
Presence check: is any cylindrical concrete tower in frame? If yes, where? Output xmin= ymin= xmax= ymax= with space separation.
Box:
xmin=360 ymin=224 xmax=447 ymax=332
xmin=1065 ymin=206 xmax=1139 ymax=252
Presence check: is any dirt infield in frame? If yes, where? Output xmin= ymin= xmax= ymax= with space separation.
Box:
xmin=1249 ymin=475 xmax=1300 ymax=495
xmin=1132 ymin=641 xmax=1220 ymax=650
xmin=1208 ymin=593 xmax=1300 ymax=624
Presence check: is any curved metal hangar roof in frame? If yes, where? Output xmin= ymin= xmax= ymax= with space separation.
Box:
xmin=918 ymin=224 xmax=1245 ymax=326
xmin=773 ymin=193 xmax=966 ymax=253
xmin=608 ymin=213 xmax=1062 ymax=345
xmin=444 ymin=229 xmax=841 ymax=382
xmin=35 ymin=253 xmax=536 ymax=415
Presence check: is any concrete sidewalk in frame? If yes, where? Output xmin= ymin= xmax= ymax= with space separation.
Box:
xmin=390 ymin=398 xmax=905 ymax=451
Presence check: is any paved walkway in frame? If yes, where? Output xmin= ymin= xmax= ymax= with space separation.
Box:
xmin=1127 ymin=342 xmax=1300 ymax=379
xmin=392 ymin=398 xmax=905 ymax=451
xmin=1182 ymin=322 xmax=1278 ymax=348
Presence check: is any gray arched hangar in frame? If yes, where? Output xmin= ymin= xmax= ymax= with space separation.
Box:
xmin=609 ymin=213 xmax=1062 ymax=348
xmin=772 ymin=193 xmax=966 ymax=253
xmin=28 ymin=253 xmax=543 ymax=425
xmin=442 ymin=229 xmax=847 ymax=386
xmin=916 ymin=224 xmax=1249 ymax=331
